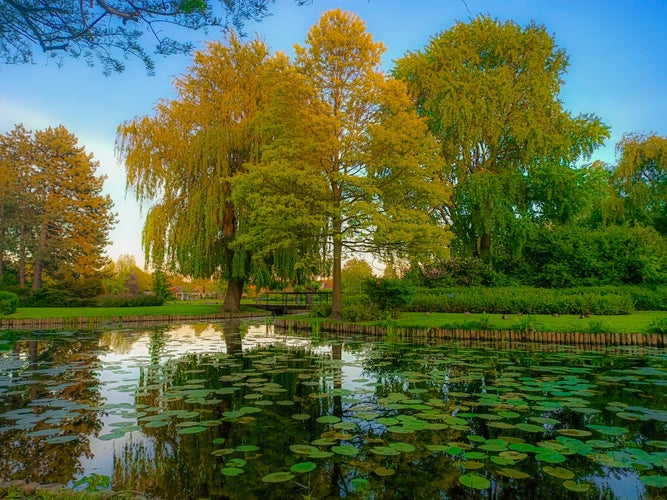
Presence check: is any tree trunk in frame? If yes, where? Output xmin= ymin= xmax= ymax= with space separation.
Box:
xmin=221 ymin=278 xmax=243 ymax=313
xmin=18 ymin=225 xmax=26 ymax=288
xmin=32 ymin=220 xmax=49 ymax=290
xmin=328 ymin=224 xmax=344 ymax=321
xmin=478 ymin=232 xmax=491 ymax=262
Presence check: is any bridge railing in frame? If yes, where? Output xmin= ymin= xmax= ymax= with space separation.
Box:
xmin=256 ymin=291 xmax=332 ymax=309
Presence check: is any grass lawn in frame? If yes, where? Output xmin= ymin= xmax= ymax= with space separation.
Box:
xmin=386 ymin=311 xmax=667 ymax=334
xmin=3 ymin=301 xmax=267 ymax=319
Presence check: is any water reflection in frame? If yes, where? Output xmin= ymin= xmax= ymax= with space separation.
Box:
xmin=0 ymin=321 xmax=666 ymax=499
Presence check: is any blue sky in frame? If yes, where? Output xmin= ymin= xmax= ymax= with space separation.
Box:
xmin=1 ymin=0 xmax=666 ymax=267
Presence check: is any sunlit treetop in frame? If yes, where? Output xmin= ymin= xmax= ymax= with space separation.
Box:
xmin=0 ymin=0 xmax=311 ymax=74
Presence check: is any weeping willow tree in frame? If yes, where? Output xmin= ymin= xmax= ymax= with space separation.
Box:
xmin=116 ymin=33 xmax=276 ymax=311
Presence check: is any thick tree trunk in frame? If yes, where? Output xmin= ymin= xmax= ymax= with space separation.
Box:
xmin=221 ymin=278 xmax=243 ymax=313
xmin=478 ymin=233 xmax=491 ymax=262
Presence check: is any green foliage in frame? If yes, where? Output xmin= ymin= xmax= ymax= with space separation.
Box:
xmin=648 ymin=317 xmax=667 ymax=334
xmin=362 ymin=278 xmax=414 ymax=318
xmin=519 ymin=225 xmax=667 ymax=287
xmin=152 ymin=269 xmax=173 ymax=301
xmin=407 ymin=257 xmax=504 ymax=287
xmin=410 ymin=286 xmax=635 ymax=315
xmin=0 ymin=291 xmax=18 ymax=315
xmin=342 ymin=259 xmax=374 ymax=295
xmin=74 ymin=473 xmax=111 ymax=492
xmin=21 ymin=288 xmax=78 ymax=307
xmin=95 ymin=294 xmax=164 ymax=307
xmin=342 ymin=295 xmax=382 ymax=322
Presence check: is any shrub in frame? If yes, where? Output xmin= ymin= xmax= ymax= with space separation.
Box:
xmin=94 ymin=294 xmax=164 ymax=307
xmin=21 ymin=288 xmax=77 ymax=307
xmin=0 ymin=291 xmax=19 ymax=315
xmin=343 ymin=295 xmax=382 ymax=322
xmin=362 ymin=278 xmax=413 ymax=318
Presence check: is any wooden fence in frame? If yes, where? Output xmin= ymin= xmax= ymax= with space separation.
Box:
xmin=0 ymin=312 xmax=269 ymax=331
xmin=273 ymin=319 xmax=667 ymax=348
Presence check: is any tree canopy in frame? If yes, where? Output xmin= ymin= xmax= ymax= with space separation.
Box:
xmin=235 ymin=9 xmax=450 ymax=319
xmin=394 ymin=15 xmax=609 ymax=265
xmin=116 ymin=32 xmax=276 ymax=311
xmin=0 ymin=124 xmax=116 ymax=294
xmin=0 ymin=0 xmax=310 ymax=74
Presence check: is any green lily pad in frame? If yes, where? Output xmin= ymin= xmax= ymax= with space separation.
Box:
xmin=374 ymin=467 xmax=395 ymax=477
xmin=290 ymin=444 xmax=319 ymax=455
xmin=221 ymin=467 xmax=244 ymax=476
xmin=226 ymin=458 xmax=246 ymax=468
xmin=178 ymin=426 xmax=206 ymax=435
xmin=497 ymin=468 xmax=530 ymax=479
xmin=291 ymin=461 xmax=316 ymax=473
xmin=389 ymin=442 xmax=416 ymax=452
xmin=459 ymin=473 xmax=490 ymax=490
xmin=640 ymin=475 xmax=667 ymax=487
xmin=236 ymin=445 xmax=260 ymax=452
xmin=332 ymin=445 xmax=359 ymax=456
xmin=543 ymin=466 xmax=575 ymax=480
xmin=370 ymin=446 xmax=401 ymax=456
xmin=292 ymin=413 xmax=311 ymax=421
xmin=261 ymin=471 xmax=294 ymax=483
xmin=45 ymin=435 xmax=78 ymax=444
xmin=563 ymin=480 xmax=591 ymax=492
xmin=535 ymin=451 xmax=567 ymax=463
xmin=316 ymin=415 xmax=341 ymax=424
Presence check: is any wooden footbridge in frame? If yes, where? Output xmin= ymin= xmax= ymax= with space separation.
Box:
xmin=253 ymin=291 xmax=331 ymax=315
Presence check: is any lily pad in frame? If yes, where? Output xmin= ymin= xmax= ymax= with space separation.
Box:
xmin=332 ymin=445 xmax=359 ymax=457
xmin=459 ymin=473 xmax=490 ymax=490
xmin=563 ymin=480 xmax=591 ymax=492
xmin=543 ymin=466 xmax=575 ymax=480
xmin=261 ymin=471 xmax=294 ymax=483
xmin=221 ymin=467 xmax=244 ymax=476
xmin=374 ymin=467 xmax=395 ymax=477
xmin=290 ymin=461 xmax=316 ymax=473
xmin=640 ymin=475 xmax=667 ymax=488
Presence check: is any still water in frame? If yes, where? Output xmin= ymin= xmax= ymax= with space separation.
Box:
xmin=1 ymin=320 xmax=666 ymax=499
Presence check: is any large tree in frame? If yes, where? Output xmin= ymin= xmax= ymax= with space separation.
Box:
xmin=235 ymin=9 xmax=450 ymax=320
xmin=612 ymin=133 xmax=667 ymax=235
xmin=394 ymin=15 xmax=609 ymax=264
xmin=0 ymin=124 xmax=116 ymax=291
xmin=116 ymin=33 xmax=274 ymax=312
xmin=0 ymin=0 xmax=310 ymax=74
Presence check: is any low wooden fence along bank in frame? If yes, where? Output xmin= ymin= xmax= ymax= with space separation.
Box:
xmin=273 ymin=319 xmax=667 ymax=348
xmin=0 ymin=312 xmax=270 ymax=331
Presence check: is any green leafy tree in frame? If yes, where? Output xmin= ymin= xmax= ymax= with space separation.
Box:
xmin=342 ymin=258 xmax=373 ymax=295
xmin=394 ymin=15 xmax=609 ymax=264
xmin=613 ymin=132 xmax=667 ymax=234
xmin=0 ymin=0 xmax=311 ymax=74
xmin=117 ymin=33 xmax=277 ymax=312
xmin=0 ymin=124 xmax=116 ymax=292
xmin=236 ymin=9 xmax=451 ymax=320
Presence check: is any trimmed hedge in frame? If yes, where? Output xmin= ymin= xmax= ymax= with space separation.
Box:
xmin=0 ymin=291 xmax=19 ymax=315
xmin=94 ymin=294 xmax=164 ymax=307
xmin=409 ymin=286 xmax=639 ymax=315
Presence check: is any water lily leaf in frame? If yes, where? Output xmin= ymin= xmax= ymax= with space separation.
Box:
xmin=213 ymin=438 xmax=226 ymax=445
xmin=374 ymin=467 xmax=395 ymax=477
xmin=332 ymin=445 xmax=359 ymax=456
xmin=516 ymin=423 xmax=545 ymax=433
xmin=311 ymin=438 xmax=336 ymax=447
xmin=557 ymin=428 xmax=592 ymax=438
xmin=497 ymin=468 xmax=530 ymax=479
xmin=464 ymin=451 xmax=488 ymax=460
xmin=236 ymin=445 xmax=260 ymax=452
xmin=291 ymin=461 xmax=316 ymax=473
xmin=459 ymin=473 xmax=490 ymax=490
xmin=370 ymin=446 xmax=401 ymax=456
xmin=309 ymin=451 xmax=334 ymax=459
xmin=490 ymin=456 xmax=515 ymax=466
xmin=292 ymin=413 xmax=311 ymax=421
xmin=261 ymin=471 xmax=294 ymax=483
xmin=226 ymin=458 xmax=246 ymax=468
xmin=178 ymin=426 xmax=206 ymax=435
xmin=563 ymin=480 xmax=591 ymax=492
xmin=536 ymin=451 xmax=567 ymax=463
xmin=316 ymin=415 xmax=341 ymax=424
xmin=45 ymin=435 xmax=77 ymax=444
xmin=389 ymin=442 xmax=416 ymax=453
xmin=221 ymin=467 xmax=244 ymax=476
xmin=640 ymin=475 xmax=667 ymax=487
xmin=461 ymin=460 xmax=484 ymax=470
xmin=586 ymin=424 xmax=629 ymax=436
xmin=543 ymin=466 xmax=575 ymax=479
xmin=350 ymin=477 xmax=370 ymax=489
xmin=290 ymin=444 xmax=318 ymax=455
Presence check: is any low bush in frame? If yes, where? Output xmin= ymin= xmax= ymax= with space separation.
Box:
xmin=21 ymin=288 xmax=78 ymax=307
xmin=0 ymin=291 xmax=19 ymax=315
xmin=409 ymin=286 xmax=636 ymax=315
xmin=95 ymin=294 xmax=164 ymax=307
xmin=362 ymin=278 xmax=414 ymax=318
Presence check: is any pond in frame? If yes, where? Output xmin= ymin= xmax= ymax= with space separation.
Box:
xmin=1 ymin=320 xmax=666 ymax=499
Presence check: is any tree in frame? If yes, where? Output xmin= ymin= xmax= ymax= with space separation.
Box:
xmin=116 ymin=33 xmax=275 ymax=312
xmin=236 ymin=9 xmax=450 ymax=320
xmin=0 ymin=124 xmax=115 ymax=292
xmin=0 ymin=0 xmax=311 ymax=74
xmin=394 ymin=15 xmax=609 ymax=264
xmin=342 ymin=258 xmax=373 ymax=295
xmin=613 ymin=133 xmax=667 ymax=235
